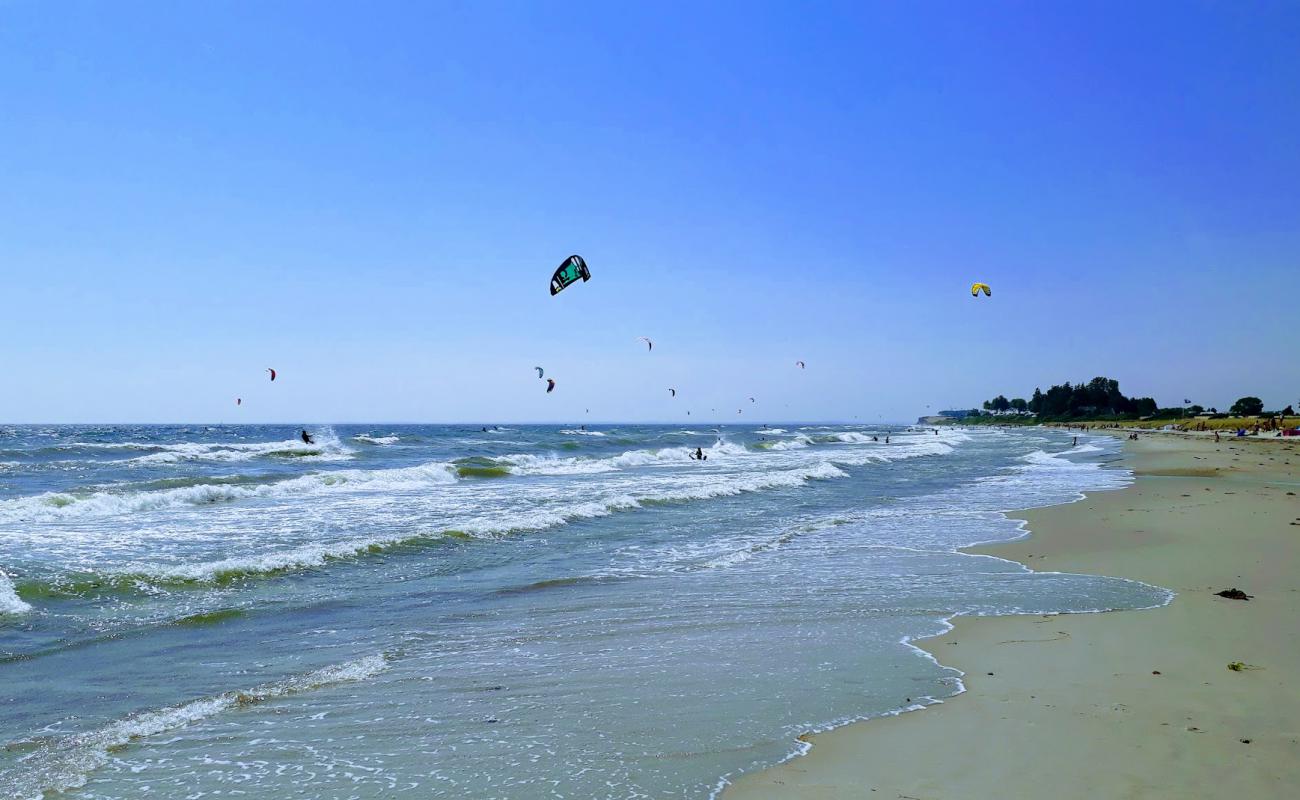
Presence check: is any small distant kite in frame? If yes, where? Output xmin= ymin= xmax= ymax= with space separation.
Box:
xmin=236 ymin=398 xmax=241 ymax=406
xmin=546 ymin=379 xmax=556 ymax=393
xmin=637 ymin=337 xmax=653 ymax=352
xmin=749 ymin=397 xmax=756 ymax=403
xmin=534 ymin=366 xmax=545 ymax=379
xmin=669 ymin=388 xmax=676 ymax=397
xmin=550 ymin=255 xmax=590 ymax=296
xmin=267 ymin=368 xmax=277 ymax=381
xmin=970 ymin=283 xmax=991 ymax=297
xmin=795 ymin=361 xmax=805 ymax=369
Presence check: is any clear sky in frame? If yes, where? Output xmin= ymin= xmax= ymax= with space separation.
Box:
xmin=2 ymin=1 xmax=1297 ymax=423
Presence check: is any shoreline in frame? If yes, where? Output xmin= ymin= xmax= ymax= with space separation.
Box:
xmin=726 ymin=432 xmax=1300 ymax=799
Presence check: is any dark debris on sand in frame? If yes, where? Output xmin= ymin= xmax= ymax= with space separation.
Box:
xmin=1214 ymin=588 xmax=1253 ymax=600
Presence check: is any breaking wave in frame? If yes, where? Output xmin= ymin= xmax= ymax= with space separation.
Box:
xmin=0 ymin=461 xmax=459 ymax=522
xmin=0 ymin=569 xmax=31 ymax=616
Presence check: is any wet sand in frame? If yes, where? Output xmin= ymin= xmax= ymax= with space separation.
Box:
xmin=726 ymin=433 xmax=1300 ymax=799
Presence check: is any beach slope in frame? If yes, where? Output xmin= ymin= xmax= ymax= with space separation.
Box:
xmin=726 ymin=435 xmax=1300 ymax=799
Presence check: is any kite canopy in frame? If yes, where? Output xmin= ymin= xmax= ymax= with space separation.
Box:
xmin=534 ymin=366 xmax=544 ymax=379
xmin=795 ymin=360 xmax=805 ymax=369
xmin=970 ymin=282 xmax=991 ymax=297
xmin=550 ymin=255 xmax=590 ymax=296
xmin=669 ymin=388 xmax=676 ymax=397
xmin=637 ymin=336 xmax=653 ymax=352
xmin=267 ymin=368 xmax=277 ymax=381
xmin=546 ymin=379 xmax=556 ymax=393
xmin=236 ymin=398 xmax=241 ymax=406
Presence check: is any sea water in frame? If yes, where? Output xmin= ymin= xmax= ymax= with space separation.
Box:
xmin=0 ymin=424 xmax=1169 ymax=798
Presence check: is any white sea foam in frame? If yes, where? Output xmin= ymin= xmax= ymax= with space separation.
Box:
xmin=99 ymin=461 xmax=850 ymax=584
xmin=116 ymin=430 xmax=352 ymax=465
xmin=559 ymin=429 xmax=607 ymax=436
xmin=0 ymin=569 xmax=31 ymax=615
xmin=352 ymin=434 xmax=399 ymax=445
xmin=0 ymin=654 xmax=388 ymax=799
xmin=0 ymin=461 xmax=460 ymax=522
xmin=497 ymin=439 xmax=750 ymax=475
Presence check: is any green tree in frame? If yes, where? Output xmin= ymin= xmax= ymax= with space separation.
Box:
xmin=1229 ymin=396 xmax=1264 ymax=416
xmin=1010 ymin=398 xmax=1028 ymax=412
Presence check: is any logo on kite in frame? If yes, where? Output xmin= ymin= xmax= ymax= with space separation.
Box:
xmin=534 ymin=366 xmax=545 ymax=379
xmin=550 ymin=255 xmax=590 ymax=296
xmin=795 ymin=361 xmax=805 ymax=369
xmin=637 ymin=337 xmax=653 ymax=352
xmin=267 ymin=368 xmax=277 ymax=381
xmin=669 ymin=388 xmax=676 ymax=397
xmin=546 ymin=379 xmax=556 ymax=393
xmin=970 ymin=283 xmax=991 ymax=297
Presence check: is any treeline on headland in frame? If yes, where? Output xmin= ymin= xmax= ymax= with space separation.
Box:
xmin=945 ymin=376 xmax=1293 ymax=424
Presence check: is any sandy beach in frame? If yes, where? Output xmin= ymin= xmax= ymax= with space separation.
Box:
xmin=727 ymin=433 xmax=1300 ymax=799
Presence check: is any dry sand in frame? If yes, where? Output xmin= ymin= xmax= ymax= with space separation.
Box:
xmin=726 ymin=433 xmax=1300 ymax=799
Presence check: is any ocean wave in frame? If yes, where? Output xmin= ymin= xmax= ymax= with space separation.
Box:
xmin=1 ymin=569 xmax=31 ymax=616
xmin=813 ymin=431 xmax=877 ymax=444
xmin=126 ymin=433 xmax=352 ymax=465
xmin=758 ymin=435 xmax=812 ymax=451
xmin=21 ymin=461 xmax=851 ymax=592
xmin=756 ymin=428 xmax=787 ymax=434
xmin=0 ymin=654 xmax=388 ymax=799
xmin=497 ymin=439 xmax=750 ymax=475
xmin=0 ymin=461 xmax=460 ymax=522
xmin=351 ymin=433 xmax=399 ymax=445
xmin=559 ymin=429 xmax=606 ymax=436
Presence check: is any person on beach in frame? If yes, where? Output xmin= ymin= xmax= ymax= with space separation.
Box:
xmin=300 ymin=429 xmax=315 ymax=445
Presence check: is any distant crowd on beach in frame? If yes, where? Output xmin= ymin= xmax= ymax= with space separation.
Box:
xmin=1043 ymin=418 xmax=1300 ymax=440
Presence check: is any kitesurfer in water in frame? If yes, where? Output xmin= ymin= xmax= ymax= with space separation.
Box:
xmin=300 ymin=429 xmax=315 ymax=445
xmin=690 ymin=447 xmax=707 ymax=461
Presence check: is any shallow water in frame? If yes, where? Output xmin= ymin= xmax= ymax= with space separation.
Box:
xmin=0 ymin=423 xmax=1169 ymax=798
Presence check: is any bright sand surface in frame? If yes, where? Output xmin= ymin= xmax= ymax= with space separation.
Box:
xmin=726 ymin=433 xmax=1300 ymax=799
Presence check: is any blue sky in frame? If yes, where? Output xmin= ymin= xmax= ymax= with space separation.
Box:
xmin=2 ymin=1 xmax=1297 ymax=423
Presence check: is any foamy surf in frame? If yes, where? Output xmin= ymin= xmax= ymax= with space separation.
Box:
xmin=0 ymin=654 xmax=388 ymax=799
xmin=352 ymin=433 xmax=400 ymax=445
xmin=0 ymin=569 xmax=31 ymax=615
xmin=0 ymin=460 xmax=460 ymax=522
xmin=28 ymin=460 xmax=853 ymax=591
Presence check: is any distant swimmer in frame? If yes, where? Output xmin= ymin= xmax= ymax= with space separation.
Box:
xmin=300 ymin=429 xmax=315 ymax=445
xmin=482 ymin=427 xmax=488 ymax=433
xmin=1073 ymin=436 xmax=1078 ymax=446
xmin=872 ymin=436 xmax=878 ymax=442
xmin=885 ymin=435 xmax=890 ymax=443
